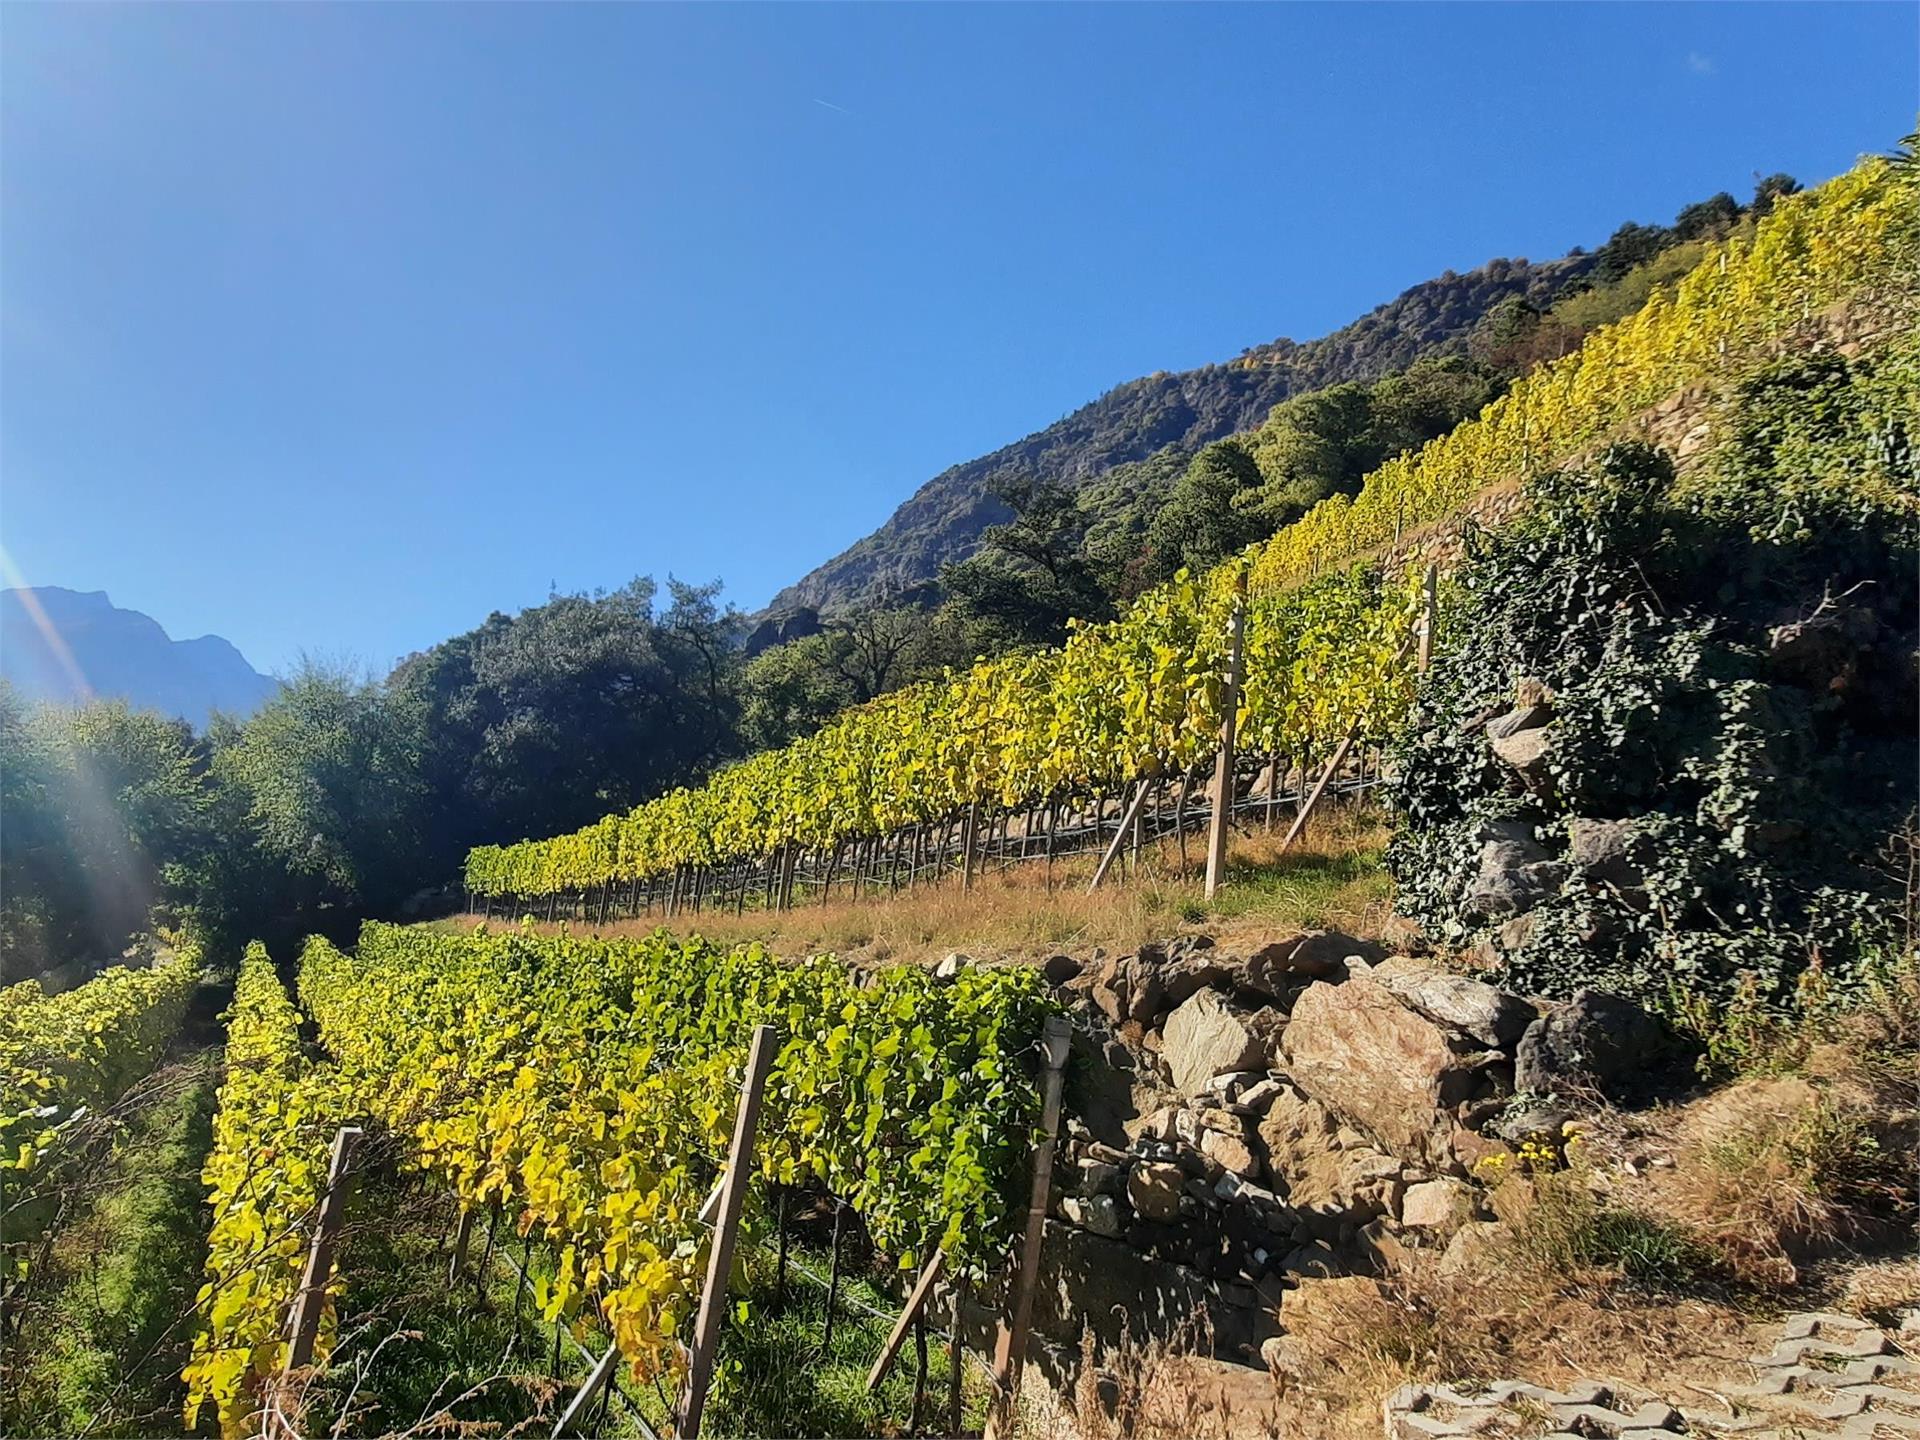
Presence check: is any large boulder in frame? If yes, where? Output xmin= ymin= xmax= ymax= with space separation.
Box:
xmin=1162 ymin=990 xmax=1270 ymax=1095
xmin=1126 ymin=1161 xmax=1187 ymax=1223
xmin=1489 ymin=726 xmax=1554 ymax=791
xmin=1369 ymin=957 xmax=1535 ymax=1050
xmin=1566 ymin=817 xmax=1647 ymax=891
xmin=1254 ymin=1083 xmax=1340 ymax=1180
xmin=1514 ymin=988 xmax=1674 ymax=1101
xmin=1239 ymin=930 xmax=1384 ymax=1000
xmin=1463 ymin=817 xmax=1564 ymax=922
xmin=1282 ymin=976 xmax=1482 ymax=1172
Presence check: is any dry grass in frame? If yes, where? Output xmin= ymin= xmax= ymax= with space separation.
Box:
xmin=1265 ymin=1261 xmax=1760 ymax=1440
xmin=1014 ymin=1315 xmax=1285 ymax=1440
xmin=1264 ymin=998 xmax=1920 ymax=1440
xmin=467 ymin=803 xmax=1394 ymax=970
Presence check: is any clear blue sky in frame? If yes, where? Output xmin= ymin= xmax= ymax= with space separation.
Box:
xmin=3 ymin=3 xmax=1912 ymax=676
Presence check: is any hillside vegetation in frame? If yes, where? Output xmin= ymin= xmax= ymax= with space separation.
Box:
xmin=769 ymin=178 xmax=1802 ymax=617
xmin=3 ymin=154 xmax=1915 ymax=1440
xmin=468 ymin=162 xmax=1914 ymax=923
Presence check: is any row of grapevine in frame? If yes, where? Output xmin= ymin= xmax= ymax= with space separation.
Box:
xmin=1251 ymin=161 xmax=1915 ymax=593
xmin=468 ymin=562 xmax=1423 ymax=900
xmin=1 ymin=943 xmax=201 ymax=1174
xmin=293 ymin=922 xmax=1054 ymax=1383
xmin=464 ymin=162 xmax=1913 ymax=907
xmin=184 ymin=944 xmax=350 ymax=1436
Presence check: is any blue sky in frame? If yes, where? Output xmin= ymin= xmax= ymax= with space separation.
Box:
xmin=3 ymin=3 xmax=1913 ymax=676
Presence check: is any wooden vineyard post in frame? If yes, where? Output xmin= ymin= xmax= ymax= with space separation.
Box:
xmin=552 ymin=1343 xmax=621 ymax=1439
xmin=1204 ymin=573 xmax=1248 ymax=901
xmin=961 ymin=802 xmax=979 ymax=892
xmin=285 ymin=1125 xmax=363 ymax=1374
xmin=947 ymin=1281 xmax=966 ymax=1438
xmin=1086 ymin=781 xmax=1149 ymax=893
xmin=865 ymin=1248 xmax=947 ymax=1390
xmin=1418 ymin=562 xmax=1438 ymax=673
xmin=447 ymin=1206 xmax=474 ymax=1286
xmin=679 ymin=1024 xmax=778 ymax=1440
xmin=984 ymin=1015 xmax=1072 ymax=1440
xmin=1278 ymin=727 xmax=1359 ymax=855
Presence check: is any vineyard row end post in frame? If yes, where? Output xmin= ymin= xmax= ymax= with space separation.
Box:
xmin=285 ymin=1125 xmax=363 ymax=1373
xmin=984 ymin=1014 xmax=1073 ymax=1440
xmin=678 ymin=1023 xmax=778 ymax=1440
xmin=1204 ymin=571 xmax=1249 ymax=901
xmin=1418 ymin=562 xmax=1437 ymax=673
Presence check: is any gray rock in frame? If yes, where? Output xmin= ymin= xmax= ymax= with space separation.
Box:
xmin=1075 ymin=1159 xmax=1122 ymax=1196
xmin=1567 ymin=817 xmax=1646 ymax=889
xmin=1126 ymin=1161 xmax=1187 ymax=1223
xmin=934 ymin=952 xmax=969 ymax=980
xmin=1489 ymin=726 xmax=1553 ymax=785
xmin=1161 ymin=990 xmax=1270 ymax=1095
xmin=1060 ymin=1193 xmax=1123 ymax=1237
xmin=1464 ymin=817 xmax=1558 ymax=921
xmin=1240 ymin=930 xmax=1384 ymax=999
xmin=1486 ymin=703 xmax=1553 ymax=740
xmin=1161 ymin=956 xmax=1233 ymax=1010
xmin=1042 ymin=953 xmax=1083 ymax=986
xmin=1370 ymin=957 xmax=1535 ymax=1049
xmin=1514 ymin=988 xmax=1672 ymax=1101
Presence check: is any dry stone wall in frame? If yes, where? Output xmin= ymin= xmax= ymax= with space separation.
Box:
xmin=1021 ymin=927 xmax=1670 ymax=1364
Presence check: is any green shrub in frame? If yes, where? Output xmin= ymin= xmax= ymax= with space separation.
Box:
xmin=1388 ymin=350 xmax=1917 ymax=1010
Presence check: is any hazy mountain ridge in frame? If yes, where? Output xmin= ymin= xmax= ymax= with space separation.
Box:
xmin=1 ymin=586 xmax=279 ymax=730
xmin=767 ymin=250 xmax=1596 ymax=615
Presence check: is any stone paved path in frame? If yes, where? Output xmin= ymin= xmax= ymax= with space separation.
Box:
xmin=1383 ymin=1310 xmax=1919 ymax=1439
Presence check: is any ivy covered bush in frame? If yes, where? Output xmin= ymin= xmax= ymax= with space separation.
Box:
xmin=1388 ymin=347 xmax=1917 ymax=1010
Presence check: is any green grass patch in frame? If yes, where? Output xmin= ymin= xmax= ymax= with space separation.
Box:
xmin=0 ymin=1052 xmax=219 ymax=1439
xmin=1208 ymin=843 xmax=1391 ymax=926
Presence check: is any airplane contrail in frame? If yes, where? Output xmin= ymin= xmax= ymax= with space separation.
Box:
xmin=811 ymin=98 xmax=851 ymax=115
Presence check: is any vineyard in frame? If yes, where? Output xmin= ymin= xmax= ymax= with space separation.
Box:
xmin=181 ymin=924 xmax=1055 ymax=1436
xmin=464 ymin=161 xmax=1915 ymax=921
xmin=1 ymin=943 xmax=210 ymax=1435
xmin=2 ymin=133 xmax=1915 ymax=1440
xmin=2 ymin=943 xmax=200 ymax=1177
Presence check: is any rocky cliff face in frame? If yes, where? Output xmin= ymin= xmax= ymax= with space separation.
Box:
xmin=1 ymin=587 xmax=279 ymax=730
xmin=767 ymin=253 xmax=1594 ymax=616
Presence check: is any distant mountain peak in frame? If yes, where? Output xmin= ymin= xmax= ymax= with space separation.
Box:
xmin=1 ymin=586 xmax=279 ymax=729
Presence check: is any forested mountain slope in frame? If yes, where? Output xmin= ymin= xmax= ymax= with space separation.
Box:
xmin=767 ymin=252 xmax=1595 ymax=615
